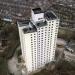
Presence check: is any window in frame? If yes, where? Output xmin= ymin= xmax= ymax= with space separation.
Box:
xmin=31 ymin=39 xmax=33 ymax=41
xmin=31 ymin=44 xmax=33 ymax=45
xmin=34 ymin=36 xmax=36 ymax=38
xmin=38 ymin=18 xmax=43 ymax=20
xmin=31 ymin=42 xmax=33 ymax=43
xmin=41 ymin=28 xmax=43 ymax=29
xmin=51 ymin=36 xmax=52 ymax=37
xmin=45 ymin=27 xmax=47 ymax=28
xmin=51 ymin=29 xmax=53 ymax=31
xmin=45 ymin=29 xmax=47 ymax=31
xmin=34 ymin=48 xmax=36 ymax=49
xmin=56 ymin=25 xmax=58 ymax=27
xmin=31 ymin=34 xmax=32 ymax=36
xmin=41 ymin=40 xmax=43 ymax=41
xmin=41 ymin=44 xmax=43 ymax=46
xmin=34 ymin=41 xmax=36 ymax=42
xmin=39 ymin=43 xmax=40 ymax=44
xmin=52 ymin=21 xmax=54 ymax=23
xmin=34 ymin=39 xmax=36 ymax=40
xmin=41 ymin=38 xmax=43 ymax=39
xmin=45 ymin=32 xmax=47 ymax=34
xmin=56 ymin=23 xmax=58 ymax=24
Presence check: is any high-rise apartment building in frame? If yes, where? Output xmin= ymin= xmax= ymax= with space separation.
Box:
xmin=17 ymin=8 xmax=59 ymax=74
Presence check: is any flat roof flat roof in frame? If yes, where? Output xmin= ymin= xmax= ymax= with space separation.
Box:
xmin=23 ymin=22 xmax=37 ymax=34
xmin=18 ymin=20 xmax=30 ymax=27
xmin=32 ymin=8 xmax=43 ymax=14
xmin=45 ymin=11 xmax=57 ymax=20
xmin=36 ymin=21 xmax=47 ymax=28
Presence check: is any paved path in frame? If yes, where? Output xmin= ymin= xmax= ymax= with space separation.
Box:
xmin=8 ymin=46 xmax=22 ymax=75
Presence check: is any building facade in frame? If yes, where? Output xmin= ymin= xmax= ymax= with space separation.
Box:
xmin=17 ymin=8 xmax=59 ymax=73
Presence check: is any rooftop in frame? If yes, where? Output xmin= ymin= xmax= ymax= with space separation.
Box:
xmin=18 ymin=9 xmax=58 ymax=34
xmin=36 ymin=21 xmax=47 ymax=27
xmin=23 ymin=21 xmax=37 ymax=34
xmin=45 ymin=11 xmax=57 ymax=20
xmin=32 ymin=8 xmax=43 ymax=14
xmin=18 ymin=20 xmax=47 ymax=34
xmin=18 ymin=20 xmax=30 ymax=27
